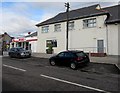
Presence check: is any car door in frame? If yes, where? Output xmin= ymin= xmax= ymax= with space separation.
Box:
xmin=55 ymin=52 xmax=65 ymax=65
xmin=64 ymin=52 xmax=74 ymax=65
xmin=10 ymin=48 xmax=15 ymax=57
xmin=14 ymin=48 xmax=19 ymax=57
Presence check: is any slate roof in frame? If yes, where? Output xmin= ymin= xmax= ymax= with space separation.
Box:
xmin=103 ymin=5 xmax=120 ymax=24
xmin=25 ymin=32 xmax=37 ymax=37
xmin=36 ymin=4 xmax=120 ymax=27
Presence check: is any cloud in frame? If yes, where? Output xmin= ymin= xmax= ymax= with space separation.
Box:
xmin=1 ymin=1 xmax=119 ymax=37
xmin=1 ymin=12 xmax=37 ymax=37
xmin=1 ymin=2 xmax=66 ymax=37
xmin=2 ymin=0 xmax=120 ymax=2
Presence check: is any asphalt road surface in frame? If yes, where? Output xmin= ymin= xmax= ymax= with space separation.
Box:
xmin=2 ymin=56 xmax=120 ymax=92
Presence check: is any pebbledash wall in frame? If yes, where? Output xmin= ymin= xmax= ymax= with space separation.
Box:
xmin=36 ymin=4 xmax=120 ymax=56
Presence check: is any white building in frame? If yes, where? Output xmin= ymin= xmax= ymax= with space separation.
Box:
xmin=36 ymin=4 xmax=120 ymax=56
xmin=10 ymin=32 xmax=37 ymax=53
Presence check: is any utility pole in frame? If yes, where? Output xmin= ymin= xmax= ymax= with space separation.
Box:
xmin=65 ymin=2 xmax=70 ymax=50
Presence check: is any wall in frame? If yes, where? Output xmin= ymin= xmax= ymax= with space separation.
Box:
xmin=69 ymin=15 xmax=107 ymax=53
xmin=30 ymin=41 xmax=37 ymax=53
xmin=37 ymin=15 xmax=119 ymax=55
xmin=37 ymin=22 xmax=66 ymax=53
xmin=107 ymin=24 xmax=119 ymax=55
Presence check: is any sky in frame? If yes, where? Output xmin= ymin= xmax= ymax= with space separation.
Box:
xmin=0 ymin=0 xmax=119 ymax=37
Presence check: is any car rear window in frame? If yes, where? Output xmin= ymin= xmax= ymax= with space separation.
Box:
xmin=75 ymin=52 xmax=86 ymax=57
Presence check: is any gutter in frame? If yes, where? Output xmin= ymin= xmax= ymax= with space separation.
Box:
xmin=36 ymin=12 xmax=108 ymax=27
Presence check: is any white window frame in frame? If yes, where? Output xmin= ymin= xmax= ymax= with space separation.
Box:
xmin=83 ymin=18 xmax=96 ymax=28
xmin=69 ymin=21 xmax=74 ymax=31
xmin=41 ymin=26 xmax=49 ymax=33
xmin=54 ymin=24 xmax=61 ymax=32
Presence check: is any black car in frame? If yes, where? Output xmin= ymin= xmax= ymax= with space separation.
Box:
xmin=8 ymin=47 xmax=31 ymax=58
xmin=49 ymin=50 xmax=90 ymax=69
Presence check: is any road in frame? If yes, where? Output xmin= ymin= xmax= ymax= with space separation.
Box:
xmin=2 ymin=56 xmax=120 ymax=92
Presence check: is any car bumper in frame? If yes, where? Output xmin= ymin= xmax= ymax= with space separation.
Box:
xmin=77 ymin=59 xmax=90 ymax=65
xmin=20 ymin=54 xmax=31 ymax=58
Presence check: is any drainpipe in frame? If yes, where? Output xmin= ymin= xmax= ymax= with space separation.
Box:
xmin=105 ymin=12 xmax=111 ymax=55
xmin=105 ymin=24 xmax=109 ymax=55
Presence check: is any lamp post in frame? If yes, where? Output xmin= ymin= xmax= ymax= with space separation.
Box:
xmin=65 ymin=2 xmax=70 ymax=50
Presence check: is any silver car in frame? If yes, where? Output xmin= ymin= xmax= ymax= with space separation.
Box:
xmin=8 ymin=47 xmax=31 ymax=58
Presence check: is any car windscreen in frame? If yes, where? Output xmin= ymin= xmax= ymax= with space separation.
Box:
xmin=75 ymin=52 xmax=86 ymax=57
xmin=17 ymin=48 xmax=25 ymax=51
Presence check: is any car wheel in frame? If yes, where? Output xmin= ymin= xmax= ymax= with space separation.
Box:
xmin=50 ymin=60 xmax=56 ymax=66
xmin=70 ymin=62 xmax=77 ymax=70
xmin=9 ymin=54 xmax=12 ymax=58
xmin=28 ymin=54 xmax=31 ymax=58
xmin=17 ymin=54 xmax=21 ymax=58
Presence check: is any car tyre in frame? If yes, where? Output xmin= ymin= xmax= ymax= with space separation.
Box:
xmin=70 ymin=62 xmax=77 ymax=70
xmin=17 ymin=54 xmax=21 ymax=58
xmin=50 ymin=60 xmax=56 ymax=66
xmin=28 ymin=54 xmax=31 ymax=58
xmin=9 ymin=54 xmax=13 ymax=58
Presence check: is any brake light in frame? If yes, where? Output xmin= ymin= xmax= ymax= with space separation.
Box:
xmin=76 ymin=57 xmax=83 ymax=61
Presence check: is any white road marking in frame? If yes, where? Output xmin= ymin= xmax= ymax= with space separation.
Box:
xmin=40 ymin=74 xmax=110 ymax=93
xmin=3 ymin=64 xmax=26 ymax=72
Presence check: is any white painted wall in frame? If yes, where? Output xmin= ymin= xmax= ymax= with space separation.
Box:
xmin=37 ymin=23 xmax=66 ymax=53
xmin=29 ymin=41 xmax=37 ymax=53
xmin=69 ymin=15 xmax=107 ymax=53
xmin=107 ymin=24 xmax=119 ymax=55
xmin=37 ymin=15 xmax=119 ymax=55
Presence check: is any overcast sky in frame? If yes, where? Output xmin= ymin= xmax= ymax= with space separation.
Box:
xmin=0 ymin=0 xmax=119 ymax=37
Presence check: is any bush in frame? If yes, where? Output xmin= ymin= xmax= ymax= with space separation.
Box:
xmin=46 ymin=44 xmax=53 ymax=54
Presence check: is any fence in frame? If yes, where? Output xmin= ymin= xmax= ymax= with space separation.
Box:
xmin=69 ymin=47 xmax=107 ymax=57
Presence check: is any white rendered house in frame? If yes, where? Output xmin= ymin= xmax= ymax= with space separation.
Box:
xmin=36 ymin=4 xmax=120 ymax=56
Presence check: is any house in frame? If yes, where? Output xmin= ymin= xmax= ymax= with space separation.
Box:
xmin=36 ymin=4 xmax=120 ymax=56
xmin=0 ymin=32 xmax=13 ymax=51
xmin=25 ymin=32 xmax=37 ymax=52
xmin=10 ymin=32 xmax=37 ymax=52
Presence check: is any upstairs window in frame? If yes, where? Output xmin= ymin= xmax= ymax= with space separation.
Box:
xmin=83 ymin=18 xmax=96 ymax=28
xmin=69 ymin=21 xmax=74 ymax=31
xmin=41 ymin=26 xmax=49 ymax=33
xmin=54 ymin=24 xmax=61 ymax=32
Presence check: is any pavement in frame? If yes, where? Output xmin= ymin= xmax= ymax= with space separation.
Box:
xmin=31 ymin=52 xmax=120 ymax=69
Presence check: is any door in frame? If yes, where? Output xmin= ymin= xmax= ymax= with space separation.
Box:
xmin=97 ymin=40 xmax=104 ymax=53
xmin=56 ymin=52 xmax=65 ymax=64
xmin=64 ymin=52 xmax=74 ymax=65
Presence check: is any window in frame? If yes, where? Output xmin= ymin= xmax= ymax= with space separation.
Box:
xmin=54 ymin=24 xmax=61 ymax=32
xmin=64 ymin=52 xmax=74 ymax=57
xmin=83 ymin=18 xmax=96 ymax=28
xmin=58 ymin=52 xmax=65 ymax=57
xmin=41 ymin=26 xmax=49 ymax=33
xmin=75 ymin=52 xmax=86 ymax=57
xmin=69 ymin=21 xmax=74 ymax=31
xmin=46 ymin=40 xmax=57 ymax=47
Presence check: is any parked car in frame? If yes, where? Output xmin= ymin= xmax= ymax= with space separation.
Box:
xmin=8 ymin=47 xmax=31 ymax=58
xmin=49 ymin=50 xmax=90 ymax=70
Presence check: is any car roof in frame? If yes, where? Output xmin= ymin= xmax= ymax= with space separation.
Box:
xmin=61 ymin=50 xmax=83 ymax=53
xmin=11 ymin=47 xmax=23 ymax=49
xmin=13 ymin=47 xmax=23 ymax=48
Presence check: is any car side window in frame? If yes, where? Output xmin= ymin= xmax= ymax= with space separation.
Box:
xmin=58 ymin=52 xmax=65 ymax=57
xmin=10 ymin=48 xmax=15 ymax=51
xmin=64 ymin=52 xmax=74 ymax=57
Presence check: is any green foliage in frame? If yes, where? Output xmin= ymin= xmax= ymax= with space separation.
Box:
xmin=46 ymin=44 xmax=53 ymax=54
